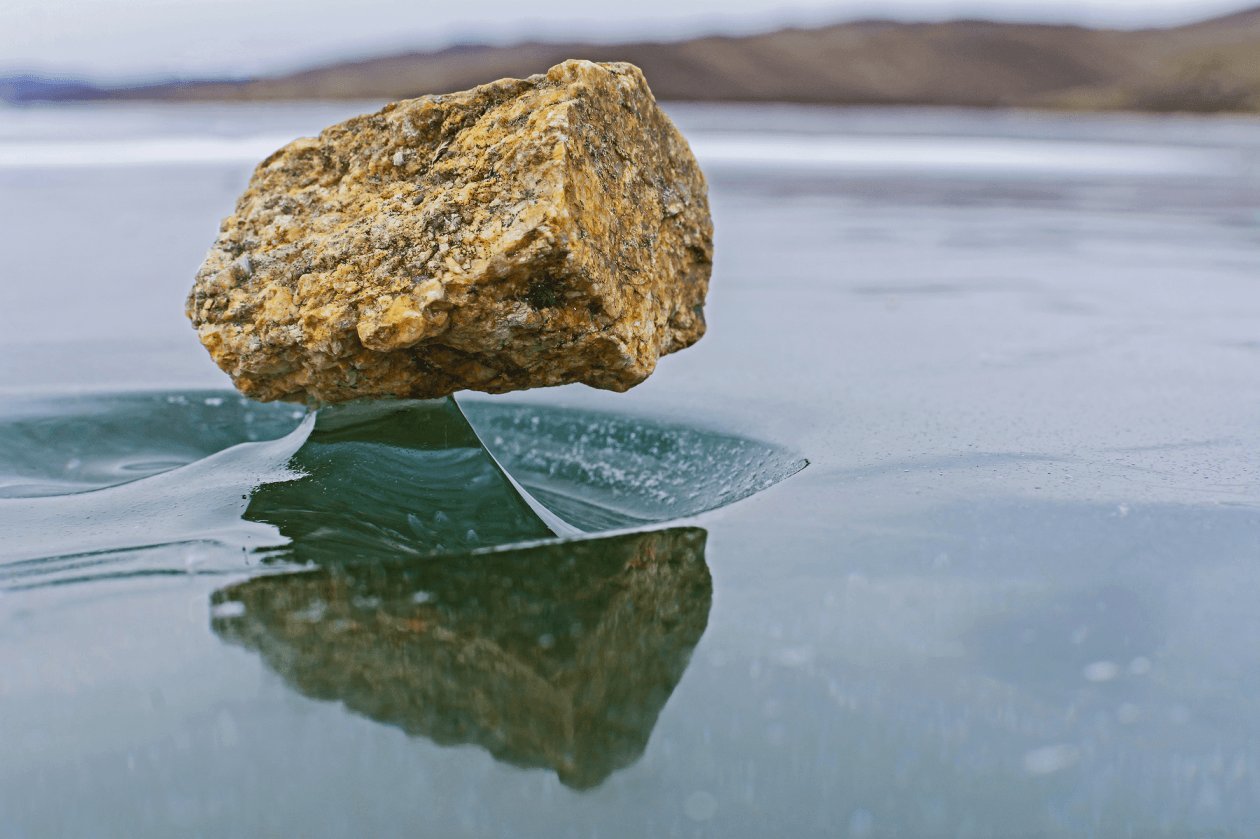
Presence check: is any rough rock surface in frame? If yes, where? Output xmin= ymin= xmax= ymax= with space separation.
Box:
xmin=187 ymin=60 xmax=712 ymax=403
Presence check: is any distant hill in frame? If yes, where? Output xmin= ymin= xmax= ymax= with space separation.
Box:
xmin=8 ymin=7 xmax=1260 ymax=113
xmin=0 ymin=74 xmax=108 ymax=103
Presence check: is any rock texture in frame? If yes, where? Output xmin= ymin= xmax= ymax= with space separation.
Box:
xmin=187 ymin=60 xmax=712 ymax=403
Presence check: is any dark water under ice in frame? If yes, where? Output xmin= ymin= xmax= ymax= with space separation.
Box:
xmin=2 ymin=102 xmax=1260 ymax=837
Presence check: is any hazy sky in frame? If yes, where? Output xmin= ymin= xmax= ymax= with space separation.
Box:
xmin=2 ymin=0 xmax=1252 ymax=81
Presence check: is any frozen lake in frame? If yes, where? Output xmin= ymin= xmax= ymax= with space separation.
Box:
xmin=2 ymin=101 xmax=1260 ymax=837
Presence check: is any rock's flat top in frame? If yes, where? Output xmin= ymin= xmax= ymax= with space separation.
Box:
xmin=187 ymin=60 xmax=712 ymax=403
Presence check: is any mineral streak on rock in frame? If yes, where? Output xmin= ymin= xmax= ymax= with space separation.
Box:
xmin=187 ymin=60 xmax=713 ymax=403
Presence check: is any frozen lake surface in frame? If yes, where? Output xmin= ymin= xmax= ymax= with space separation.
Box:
xmin=2 ymin=101 xmax=1259 ymax=837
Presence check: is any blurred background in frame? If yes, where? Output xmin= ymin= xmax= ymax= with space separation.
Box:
xmin=4 ymin=0 xmax=1260 ymax=109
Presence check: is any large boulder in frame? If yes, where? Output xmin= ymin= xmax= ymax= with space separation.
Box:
xmin=187 ymin=60 xmax=712 ymax=403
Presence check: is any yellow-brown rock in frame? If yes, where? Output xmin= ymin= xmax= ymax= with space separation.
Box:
xmin=186 ymin=60 xmax=712 ymax=403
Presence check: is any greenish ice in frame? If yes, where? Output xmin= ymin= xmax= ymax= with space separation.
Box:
xmin=2 ymin=102 xmax=1260 ymax=837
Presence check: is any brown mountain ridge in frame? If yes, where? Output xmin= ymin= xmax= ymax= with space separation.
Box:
xmin=64 ymin=7 xmax=1260 ymax=112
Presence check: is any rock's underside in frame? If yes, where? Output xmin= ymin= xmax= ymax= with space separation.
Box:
xmin=187 ymin=60 xmax=713 ymax=403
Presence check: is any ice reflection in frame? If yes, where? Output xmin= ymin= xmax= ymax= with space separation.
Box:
xmin=211 ymin=528 xmax=711 ymax=788
xmin=241 ymin=397 xmax=807 ymax=559
xmin=0 ymin=391 xmax=306 ymax=499
xmin=0 ymin=393 xmax=312 ymax=579
xmin=0 ymin=391 xmax=802 ymax=588
xmin=241 ymin=398 xmax=557 ymax=562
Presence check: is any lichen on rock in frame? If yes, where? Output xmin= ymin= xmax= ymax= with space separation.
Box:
xmin=187 ymin=60 xmax=713 ymax=403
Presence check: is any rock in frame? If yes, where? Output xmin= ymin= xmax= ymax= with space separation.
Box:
xmin=187 ymin=60 xmax=713 ymax=403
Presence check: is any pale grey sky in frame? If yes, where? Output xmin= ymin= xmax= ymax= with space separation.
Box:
xmin=2 ymin=0 xmax=1252 ymax=82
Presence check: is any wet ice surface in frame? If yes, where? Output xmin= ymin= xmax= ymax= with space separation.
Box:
xmin=0 ymin=392 xmax=306 ymax=498
xmin=2 ymin=103 xmax=1260 ymax=837
xmin=0 ymin=394 xmax=801 ymax=585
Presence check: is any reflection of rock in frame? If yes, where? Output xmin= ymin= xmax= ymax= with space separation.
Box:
xmin=211 ymin=528 xmax=710 ymax=789
xmin=187 ymin=60 xmax=712 ymax=404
